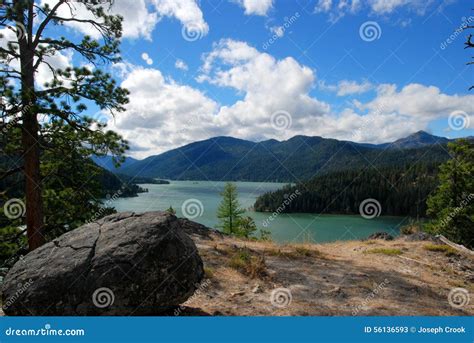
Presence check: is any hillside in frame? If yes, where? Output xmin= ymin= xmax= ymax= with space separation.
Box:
xmin=176 ymin=219 xmax=474 ymax=316
xmin=118 ymin=132 xmax=452 ymax=182
xmin=254 ymin=162 xmax=441 ymax=217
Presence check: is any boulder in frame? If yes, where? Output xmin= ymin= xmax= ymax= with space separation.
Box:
xmin=404 ymin=232 xmax=438 ymax=242
xmin=366 ymin=232 xmax=394 ymax=241
xmin=2 ymin=211 xmax=204 ymax=315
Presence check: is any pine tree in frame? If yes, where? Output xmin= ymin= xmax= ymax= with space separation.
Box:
xmin=237 ymin=216 xmax=257 ymax=238
xmin=426 ymin=139 xmax=474 ymax=248
xmin=0 ymin=0 xmax=128 ymax=250
xmin=216 ymin=182 xmax=245 ymax=235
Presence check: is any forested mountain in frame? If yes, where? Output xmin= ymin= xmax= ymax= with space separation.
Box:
xmin=118 ymin=132 xmax=452 ymax=182
xmin=378 ymin=131 xmax=450 ymax=149
xmin=92 ymin=155 xmax=138 ymax=172
xmin=254 ymin=162 xmax=441 ymax=217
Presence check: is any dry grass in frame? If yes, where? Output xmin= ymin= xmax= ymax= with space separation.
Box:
xmin=204 ymin=267 xmax=215 ymax=279
xmin=264 ymin=245 xmax=322 ymax=259
xmin=228 ymin=247 xmax=267 ymax=279
xmin=423 ymin=244 xmax=459 ymax=257
xmin=365 ymin=248 xmax=403 ymax=256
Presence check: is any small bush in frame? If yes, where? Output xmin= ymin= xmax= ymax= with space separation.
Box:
xmin=400 ymin=223 xmax=421 ymax=235
xmin=228 ymin=248 xmax=266 ymax=278
xmin=365 ymin=248 xmax=402 ymax=256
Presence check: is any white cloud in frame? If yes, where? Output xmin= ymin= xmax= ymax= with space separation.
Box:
xmin=315 ymin=0 xmax=333 ymax=13
xmin=361 ymin=83 xmax=474 ymax=120
xmin=107 ymin=66 xmax=219 ymax=158
xmin=233 ymin=0 xmax=273 ymax=16
xmin=175 ymin=59 xmax=189 ymax=71
xmin=320 ymin=80 xmax=374 ymax=96
xmin=40 ymin=0 xmax=159 ymax=40
xmin=315 ymin=0 xmax=435 ymax=21
xmin=198 ymin=39 xmax=330 ymax=140
xmin=0 ymin=28 xmax=73 ymax=88
xmin=40 ymin=0 xmax=209 ymax=40
xmin=270 ymin=26 xmax=285 ymax=38
xmin=368 ymin=0 xmax=433 ymax=15
xmin=152 ymin=0 xmax=209 ymax=36
xmin=108 ymin=41 xmax=473 ymax=158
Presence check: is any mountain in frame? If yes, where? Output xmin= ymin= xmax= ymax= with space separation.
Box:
xmin=119 ymin=132 xmax=452 ymax=182
xmin=379 ymin=131 xmax=450 ymax=149
xmin=92 ymin=155 xmax=138 ymax=172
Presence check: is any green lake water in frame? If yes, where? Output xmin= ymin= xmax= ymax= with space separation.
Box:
xmin=111 ymin=180 xmax=406 ymax=243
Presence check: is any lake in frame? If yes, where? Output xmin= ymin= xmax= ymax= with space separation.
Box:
xmin=111 ymin=180 xmax=406 ymax=244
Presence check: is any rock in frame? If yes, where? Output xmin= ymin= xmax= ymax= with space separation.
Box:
xmin=404 ymin=232 xmax=438 ymax=242
xmin=2 ymin=211 xmax=204 ymax=316
xmin=366 ymin=232 xmax=394 ymax=241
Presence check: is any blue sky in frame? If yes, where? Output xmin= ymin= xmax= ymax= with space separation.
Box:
xmin=13 ymin=0 xmax=474 ymax=157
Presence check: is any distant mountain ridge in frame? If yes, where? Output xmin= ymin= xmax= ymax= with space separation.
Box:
xmin=92 ymin=155 xmax=138 ymax=171
xmin=379 ymin=131 xmax=450 ymax=149
xmin=111 ymin=131 xmax=453 ymax=182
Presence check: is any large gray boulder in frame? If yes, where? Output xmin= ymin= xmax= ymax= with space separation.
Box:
xmin=2 ymin=211 xmax=204 ymax=315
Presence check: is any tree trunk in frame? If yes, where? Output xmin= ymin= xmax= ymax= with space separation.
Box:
xmin=17 ymin=1 xmax=45 ymax=250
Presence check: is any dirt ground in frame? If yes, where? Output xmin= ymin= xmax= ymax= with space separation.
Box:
xmin=180 ymin=227 xmax=474 ymax=316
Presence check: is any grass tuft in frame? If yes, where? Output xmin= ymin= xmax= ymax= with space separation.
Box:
xmin=423 ymin=244 xmax=459 ymax=257
xmin=365 ymin=248 xmax=403 ymax=256
xmin=228 ymin=247 xmax=267 ymax=279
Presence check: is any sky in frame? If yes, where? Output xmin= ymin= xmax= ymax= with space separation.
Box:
xmin=4 ymin=0 xmax=474 ymax=158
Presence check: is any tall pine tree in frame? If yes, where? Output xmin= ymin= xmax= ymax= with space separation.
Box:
xmin=0 ymin=0 xmax=128 ymax=250
xmin=426 ymin=139 xmax=474 ymax=248
xmin=216 ymin=182 xmax=245 ymax=235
